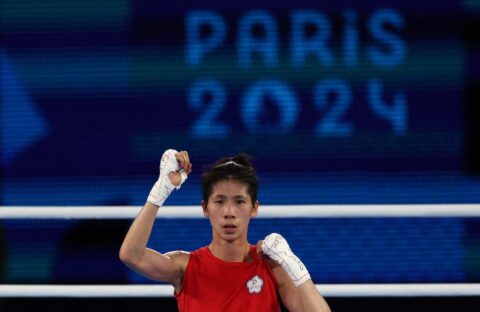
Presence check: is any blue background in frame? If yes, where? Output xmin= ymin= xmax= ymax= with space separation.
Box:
xmin=1 ymin=0 xmax=480 ymax=285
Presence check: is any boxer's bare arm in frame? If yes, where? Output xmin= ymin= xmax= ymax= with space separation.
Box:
xmin=119 ymin=150 xmax=192 ymax=289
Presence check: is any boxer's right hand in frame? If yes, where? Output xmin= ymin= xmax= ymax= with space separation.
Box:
xmin=147 ymin=149 xmax=191 ymax=207
xmin=168 ymin=150 xmax=192 ymax=186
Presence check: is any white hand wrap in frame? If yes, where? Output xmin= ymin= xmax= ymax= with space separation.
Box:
xmin=147 ymin=149 xmax=187 ymax=207
xmin=261 ymin=233 xmax=311 ymax=287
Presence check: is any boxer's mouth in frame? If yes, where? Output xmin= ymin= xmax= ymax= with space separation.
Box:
xmin=223 ymin=224 xmax=237 ymax=233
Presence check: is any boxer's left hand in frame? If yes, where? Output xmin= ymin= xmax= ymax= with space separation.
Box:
xmin=259 ymin=233 xmax=311 ymax=287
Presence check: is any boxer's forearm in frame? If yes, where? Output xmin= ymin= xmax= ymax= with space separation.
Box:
xmin=297 ymin=280 xmax=331 ymax=312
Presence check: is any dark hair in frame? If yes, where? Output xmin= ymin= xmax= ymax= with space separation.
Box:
xmin=201 ymin=154 xmax=258 ymax=204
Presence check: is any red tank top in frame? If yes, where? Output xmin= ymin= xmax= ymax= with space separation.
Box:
xmin=175 ymin=245 xmax=281 ymax=312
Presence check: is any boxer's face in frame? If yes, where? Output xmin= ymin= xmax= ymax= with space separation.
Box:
xmin=202 ymin=179 xmax=258 ymax=242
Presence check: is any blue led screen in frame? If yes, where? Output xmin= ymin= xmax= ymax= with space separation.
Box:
xmin=1 ymin=0 xmax=480 ymax=285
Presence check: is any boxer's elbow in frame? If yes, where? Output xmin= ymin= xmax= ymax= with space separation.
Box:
xmin=119 ymin=243 xmax=142 ymax=266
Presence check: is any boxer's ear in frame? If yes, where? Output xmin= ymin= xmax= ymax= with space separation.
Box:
xmin=202 ymin=200 xmax=209 ymax=217
xmin=251 ymin=200 xmax=259 ymax=217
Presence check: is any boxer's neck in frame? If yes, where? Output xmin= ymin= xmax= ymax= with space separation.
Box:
xmin=208 ymin=239 xmax=252 ymax=262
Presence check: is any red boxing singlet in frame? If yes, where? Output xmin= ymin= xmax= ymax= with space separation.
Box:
xmin=176 ymin=245 xmax=281 ymax=312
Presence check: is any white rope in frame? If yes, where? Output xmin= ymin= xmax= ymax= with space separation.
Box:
xmin=1 ymin=204 xmax=480 ymax=219
xmin=0 ymin=284 xmax=479 ymax=297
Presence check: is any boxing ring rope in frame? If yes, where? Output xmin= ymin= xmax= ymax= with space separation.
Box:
xmin=1 ymin=204 xmax=480 ymax=219
xmin=1 ymin=204 xmax=480 ymax=297
xmin=1 ymin=284 xmax=480 ymax=298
